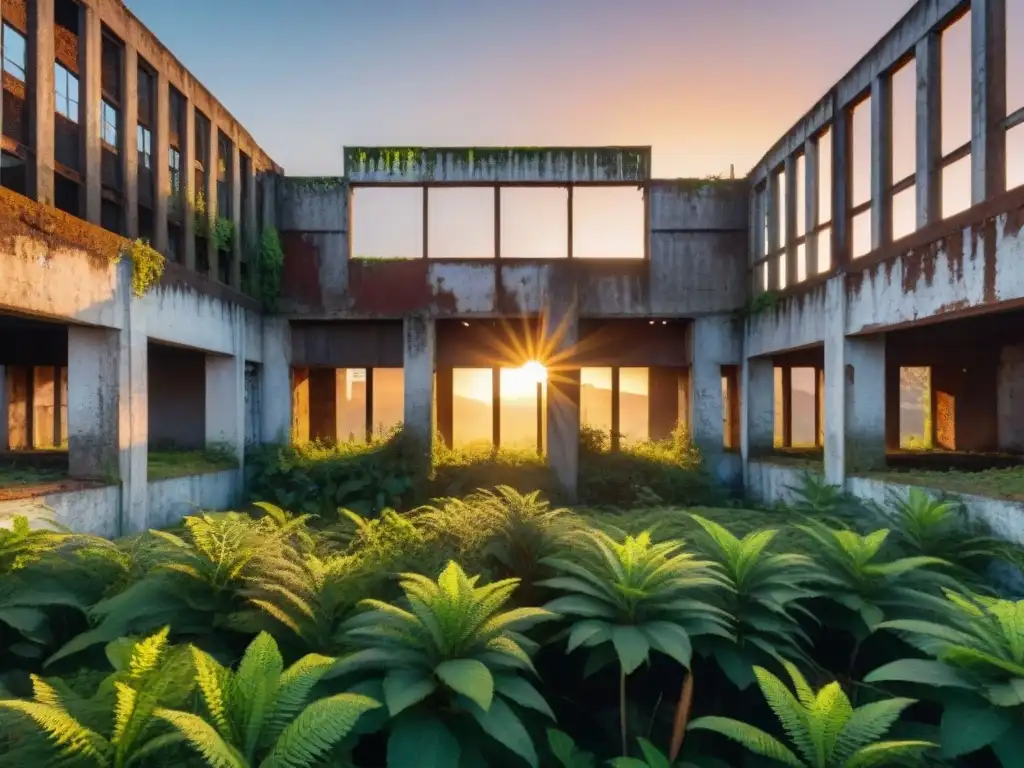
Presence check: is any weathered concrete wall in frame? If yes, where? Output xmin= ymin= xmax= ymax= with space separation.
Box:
xmin=0 ymin=484 xmax=123 ymax=538
xmin=142 ymin=278 xmax=262 ymax=358
xmin=846 ymin=198 xmax=1024 ymax=334
xmin=745 ymin=283 xmax=828 ymax=358
xmin=148 ymin=344 xmax=205 ymax=449
xmin=344 ymin=147 xmax=651 ymax=184
xmin=148 ymin=469 xmax=241 ymax=529
xmin=745 ymin=460 xmax=819 ymax=506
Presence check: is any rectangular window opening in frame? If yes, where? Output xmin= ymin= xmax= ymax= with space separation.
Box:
xmin=500 ymin=187 xmax=568 ymax=259
xmin=795 ymin=154 xmax=806 ymax=238
xmin=722 ymin=366 xmax=740 ymax=450
xmin=337 ymin=368 xmax=368 ymax=444
xmin=572 ymin=186 xmax=644 ymax=259
xmin=852 ymin=209 xmax=872 ymax=258
xmin=54 ymin=62 xmax=78 ymax=122
xmin=101 ymin=100 xmax=118 ymax=147
xmin=3 ymin=24 xmax=26 ymax=81
xmin=452 ymin=368 xmax=492 ymax=449
xmin=899 ymin=366 xmax=932 ymax=449
xmin=427 ymin=188 xmax=494 ymax=258
xmin=581 ymin=368 xmax=613 ymax=445
xmin=892 ymin=183 xmax=917 ymax=241
xmin=351 ymin=188 xmax=424 ymax=260
xmin=818 ymin=127 xmax=833 ymax=223
xmin=940 ymin=13 xmax=972 ymax=157
xmin=499 ymin=367 xmax=545 ymax=452
xmin=371 ymin=368 xmax=404 ymax=438
xmin=1007 ymin=122 xmax=1024 ymax=192
xmin=790 ymin=367 xmax=817 ymax=447
xmin=851 ymin=95 xmax=872 ymax=208
xmin=942 ymin=154 xmax=972 ymax=219
xmin=137 ymin=124 xmax=152 ymax=169
xmin=618 ymin=367 xmax=649 ymax=445
xmin=891 ymin=58 xmax=917 ymax=187
xmin=774 ymin=367 xmax=784 ymax=448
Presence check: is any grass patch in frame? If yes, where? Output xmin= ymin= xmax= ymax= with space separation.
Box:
xmin=861 ymin=466 xmax=1024 ymax=501
xmin=148 ymin=445 xmax=238 ymax=481
xmin=0 ymin=462 xmax=66 ymax=488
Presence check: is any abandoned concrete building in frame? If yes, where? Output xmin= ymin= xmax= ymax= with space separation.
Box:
xmin=1 ymin=0 xmax=1024 ymax=545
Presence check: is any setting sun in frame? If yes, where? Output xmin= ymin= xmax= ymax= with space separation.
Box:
xmin=501 ymin=360 xmax=548 ymax=401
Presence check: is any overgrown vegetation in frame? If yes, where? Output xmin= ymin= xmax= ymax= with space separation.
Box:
xmin=1 ymin=471 xmax=1022 ymax=766
xmin=123 ymin=239 xmax=166 ymax=298
xmin=147 ymin=444 xmax=239 ymax=482
xmin=253 ymin=227 xmax=284 ymax=310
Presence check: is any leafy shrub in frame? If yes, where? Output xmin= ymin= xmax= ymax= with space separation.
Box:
xmin=429 ymin=441 xmax=558 ymax=499
xmin=328 ymin=561 xmax=556 ymax=767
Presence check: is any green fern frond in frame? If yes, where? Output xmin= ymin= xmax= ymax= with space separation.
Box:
xmin=259 ymin=693 xmax=380 ymax=768
xmin=688 ymin=715 xmax=804 ymax=767
xmin=156 ymin=708 xmax=247 ymax=768
xmin=0 ymin=699 xmax=111 ymax=765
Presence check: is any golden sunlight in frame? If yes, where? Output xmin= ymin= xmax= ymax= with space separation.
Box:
xmin=501 ymin=360 xmax=548 ymax=400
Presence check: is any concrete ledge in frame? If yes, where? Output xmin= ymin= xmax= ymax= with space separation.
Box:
xmin=147 ymin=469 xmax=241 ymax=529
xmin=746 ymin=460 xmax=819 ymax=505
xmin=0 ymin=484 xmax=122 ymax=538
xmin=745 ymin=282 xmax=828 ymax=358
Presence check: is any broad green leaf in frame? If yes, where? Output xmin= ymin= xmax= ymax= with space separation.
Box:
xmin=641 ymin=621 xmax=692 ymax=668
xmin=566 ymin=620 xmax=610 ymax=653
xmin=466 ymin=695 xmax=538 ymax=768
xmin=435 ymin=659 xmax=494 ymax=712
xmin=637 ymin=738 xmax=671 ymax=768
xmin=612 ymin=626 xmax=650 ymax=675
xmin=543 ymin=595 xmax=616 ymax=619
xmin=388 ymin=715 xmax=461 ymax=768
xmin=547 ymin=729 xmax=596 ymax=768
xmin=939 ymin=700 xmax=1013 ymax=758
xmin=609 ymin=759 xmax=649 ymax=768
xmin=383 ymin=669 xmax=437 ymax=717
xmin=494 ymin=676 xmax=554 ymax=719
xmin=864 ymin=659 xmax=974 ymax=689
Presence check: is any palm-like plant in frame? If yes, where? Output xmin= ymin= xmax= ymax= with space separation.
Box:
xmin=328 ymin=560 xmax=556 ymax=768
xmin=689 ymin=515 xmax=821 ymax=689
xmin=795 ymin=521 xmax=951 ymax=642
xmin=689 ymin=660 xmax=934 ymax=767
xmin=47 ymin=513 xmax=306 ymax=665
xmin=156 ymin=631 xmax=378 ymax=768
xmin=540 ymin=530 xmax=731 ymax=755
xmin=0 ymin=627 xmax=195 ymax=766
xmin=865 ymin=590 xmax=1024 ymax=763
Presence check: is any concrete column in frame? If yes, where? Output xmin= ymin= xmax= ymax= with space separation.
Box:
xmin=261 ymin=317 xmax=291 ymax=443
xmin=823 ymin=276 xmax=886 ymax=485
xmin=784 ymin=154 xmax=798 ymax=286
xmin=544 ymin=293 xmax=580 ymax=500
xmin=183 ymin=97 xmax=196 ymax=269
xmin=971 ymin=0 xmax=1007 ymax=204
xmin=870 ymin=74 xmax=893 ymax=249
xmin=998 ymin=345 xmax=1024 ymax=452
xmin=68 ymin=327 xmax=121 ymax=483
xmin=206 ymin=115 xmax=219 ymax=280
xmin=885 ymin=362 xmax=901 ymax=451
xmin=766 ymin=170 xmax=780 ymax=290
xmin=230 ymin=140 xmax=242 ymax=288
xmin=154 ymin=70 xmax=170 ymax=254
xmin=81 ymin=3 xmax=102 ymax=225
xmin=0 ymin=365 xmax=6 ymax=450
xmin=831 ymin=106 xmax=852 ymax=268
xmin=436 ymin=365 xmax=454 ymax=447
xmin=402 ymin=315 xmax=435 ymax=457
xmin=31 ymin=0 xmax=55 ymax=206
xmin=690 ymin=316 xmax=734 ymax=454
xmin=308 ymin=368 xmax=337 ymax=442
xmin=205 ymin=352 xmax=244 ymax=466
xmin=116 ymin=259 xmax=148 ymax=533
xmin=741 ymin=357 xmax=774 ymax=462
xmin=291 ymin=368 xmax=309 ymax=444
xmin=804 ymin=137 xmax=819 ymax=275
xmin=916 ymin=32 xmax=943 ymax=228
xmin=6 ymin=366 xmax=30 ymax=449
xmin=122 ymin=44 xmax=139 ymax=240
xmin=244 ymin=153 xmax=258 ymax=285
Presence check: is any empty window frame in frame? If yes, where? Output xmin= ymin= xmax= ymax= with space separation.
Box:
xmin=571 ymin=187 xmax=644 ymax=259
xmin=3 ymin=24 xmax=26 ymax=81
xmin=54 ymin=62 xmax=79 ymax=122
xmin=101 ymin=100 xmax=118 ymax=147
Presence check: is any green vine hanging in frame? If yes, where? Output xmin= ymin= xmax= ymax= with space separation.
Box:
xmin=123 ymin=238 xmax=166 ymax=298
xmin=255 ymin=226 xmax=284 ymax=310
xmin=212 ymin=217 xmax=235 ymax=252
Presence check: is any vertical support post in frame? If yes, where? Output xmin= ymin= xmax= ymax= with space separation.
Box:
xmin=885 ymin=362 xmax=901 ymax=450
xmin=493 ymin=187 xmax=501 ymax=259
xmin=804 ymin=137 xmax=820 ymax=276
xmin=781 ymin=366 xmax=793 ymax=448
xmin=244 ymin=153 xmax=257 ymax=275
xmin=741 ymin=357 xmax=775 ymax=476
xmin=291 ymin=367 xmax=309 ymax=444
xmin=643 ymin=181 xmax=651 ymax=260
xmin=81 ymin=3 xmax=101 ymax=225
xmin=784 ymin=155 xmax=799 ymax=286
xmin=814 ymin=367 xmax=824 ymax=447
xmin=183 ymin=97 xmax=196 ymax=269
xmin=230 ymin=140 xmax=242 ymax=287
xmin=206 ymin=115 xmax=219 ymax=279
xmin=31 ymin=0 xmax=55 ymax=206
xmin=422 ymin=188 xmax=429 ymax=259
xmin=261 ymin=317 xmax=291 ymax=443
xmin=766 ymin=169 xmax=780 ymax=289
xmin=154 ymin=71 xmax=170 ymax=254
xmin=536 ymin=380 xmax=543 ymax=455
xmin=545 ymin=290 xmax=580 ymax=501
xmin=692 ymin=316 xmax=739 ymax=482
xmin=916 ymin=32 xmax=943 ymax=227
xmin=871 ymin=74 xmax=893 ymax=249
xmin=116 ymin=260 xmax=148 ymax=533
xmin=68 ymin=328 xmax=120 ymax=482
xmin=566 ymin=185 xmax=574 ymax=258
xmin=971 ymin=0 xmax=1007 ymax=205
xmin=436 ymin=366 xmax=454 ymax=448
xmin=610 ymin=367 xmax=621 ymax=451
xmin=491 ymin=367 xmax=501 ymax=447
xmin=123 ymin=43 xmax=139 ymax=240
xmin=402 ymin=315 xmax=435 ymax=461
xmin=365 ymin=367 xmax=375 ymax=441
xmin=0 ymin=365 xmax=7 ymax=450
xmin=831 ymin=104 xmax=852 ymax=268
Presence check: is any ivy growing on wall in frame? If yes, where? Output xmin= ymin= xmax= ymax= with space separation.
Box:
xmin=212 ymin=217 xmax=234 ymax=252
xmin=253 ymin=226 xmax=284 ymax=311
xmin=122 ymin=238 xmax=166 ymax=298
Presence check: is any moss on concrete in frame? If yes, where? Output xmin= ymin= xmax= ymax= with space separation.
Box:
xmin=859 ymin=466 xmax=1024 ymax=501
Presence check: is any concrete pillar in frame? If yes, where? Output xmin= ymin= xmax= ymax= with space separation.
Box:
xmin=649 ymin=367 xmax=680 ymax=442
xmin=971 ymin=0 xmax=1006 ymax=204
xmin=7 ymin=366 xmax=30 ymax=449
xmin=31 ymin=0 xmax=55 ymax=206
xmin=117 ymin=259 xmax=148 ymax=533
xmin=998 ymin=345 xmax=1024 ymax=452
xmin=544 ymin=296 xmax=580 ymax=501
xmin=916 ymin=32 xmax=943 ymax=227
xmin=741 ymin=357 xmax=774 ymax=462
xmin=261 ymin=317 xmax=291 ymax=443
xmin=831 ymin=107 xmax=852 ymax=268
xmin=230 ymin=140 xmax=242 ymax=288
xmin=291 ymin=367 xmax=309 ymax=444
xmin=123 ymin=44 xmax=139 ymax=240
xmin=823 ymin=276 xmax=886 ymax=484
xmin=784 ymin=155 xmax=798 ymax=286
xmin=436 ymin=365 xmax=454 ymax=448
xmin=68 ymin=327 xmax=121 ymax=482
xmin=0 ymin=365 xmax=6 ymax=450
xmin=402 ymin=315 xmax=435 ymax=456
xmin=205 ymin=353 xmax=245 ymax=466
xmin=804 ymin=137 xmax=820 ymax=275
xmin=81 ymin=3 xmax=101 ymax=225
xmin=183 ymin=97 xmax=196 ymax=270
xmin=690 ymin=316 xmax=734 ymax=455
xmin=206 ymin=116 xmax=219 ymax=280
xmin=154 ymin=70 xmax=170 ymax=254
xmin=870 ymin=74 xmax=893 ymax=249
xmin=31 ymin=367 xmax=56 ymax=448
xmin=308 ymin=368 xmax=337 ymax=442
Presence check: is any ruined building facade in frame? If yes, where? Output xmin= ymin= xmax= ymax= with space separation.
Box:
xmin=1 ymin=0 xmax=1023 ymax=545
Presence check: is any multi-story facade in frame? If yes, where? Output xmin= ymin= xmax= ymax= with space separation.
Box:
xmin=1 ymin=0 xmax=1023 ymax=547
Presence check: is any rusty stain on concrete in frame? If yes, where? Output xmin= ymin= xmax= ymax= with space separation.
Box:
xmin=983 ymin=218 xmax=998 ymax=303
xmin=349 ymin=259 xmax=433 ymax=315
xmin=281 ymin=232 xmax=324 ymax=310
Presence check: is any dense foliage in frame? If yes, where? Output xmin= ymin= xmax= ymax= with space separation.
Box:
xmin=1 ymin=480 xmax=1022 ymax=766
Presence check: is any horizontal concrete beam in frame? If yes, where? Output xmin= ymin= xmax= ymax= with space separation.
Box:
xmin=344 ymin=146 xmax=652 ymax=184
